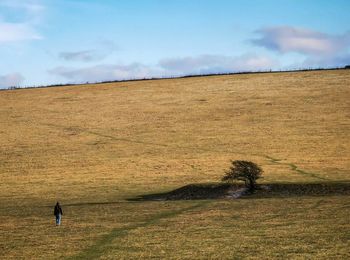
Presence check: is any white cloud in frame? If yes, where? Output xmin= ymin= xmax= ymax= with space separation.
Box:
xmin=0 ymin=0 xmax=44 ymax=43
xmin=0 ymin=72 xmax=24 ymax=88
xmin=59 ymin=50 xmax=105 ymax=62
xmin=58 ymin=41 xmax=119 ymax=62
xmin=159 ymin=54 xmax=278 ymax=75
xmin=48 ymin=63 xmax=163 ymax=83
xmin=302 ymin=54 xmax=350 ymax=68
xmin=0 ymin=0 xmax=45 ymax=15
xmin=48 ymin=53 xmax=278 ymax=84
xmin=0 ymin=22 xmax=42 ymax=43
xmin=251 ymin=26 xmax=350 ymax=56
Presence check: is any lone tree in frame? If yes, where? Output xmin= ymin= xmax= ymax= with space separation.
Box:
xmin=222 ymin=160 xmax=263 ymax=191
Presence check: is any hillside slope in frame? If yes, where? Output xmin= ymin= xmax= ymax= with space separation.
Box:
xmin=0 ymin=70 xmax=349 ymax=259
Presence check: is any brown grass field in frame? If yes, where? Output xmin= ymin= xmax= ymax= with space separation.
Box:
xmin=0 ymin=69 xmax=349 ymax=259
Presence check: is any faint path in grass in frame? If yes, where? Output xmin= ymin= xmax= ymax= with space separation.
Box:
xmin=42 ymin=123 xmax=250 ymax=156
xmin=44 ymin=123 xmax=170 ymax=148
xmin=44 ymin=123 xmax=331 ymax=182
xmin=67 ymin=201 xmax=210 ymax=260
xmin=264 ymin=155 xmax=329 ymax=181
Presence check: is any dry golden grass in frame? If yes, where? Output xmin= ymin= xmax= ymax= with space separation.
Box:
xmin=0 ymin=69 xmax=349 ymax=259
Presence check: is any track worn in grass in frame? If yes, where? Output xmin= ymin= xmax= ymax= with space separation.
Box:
xmin=265 ymin=155 xmax=329 ymax=181
xmin=69 ymin=201 xmax=210 ymax=260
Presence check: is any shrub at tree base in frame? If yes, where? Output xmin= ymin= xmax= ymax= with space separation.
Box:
xmin=222 ymin=160 xmax=263 ymax=191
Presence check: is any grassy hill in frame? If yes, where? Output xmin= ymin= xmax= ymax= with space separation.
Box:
xmin=0 ymin=69 xmax=349 ymax=259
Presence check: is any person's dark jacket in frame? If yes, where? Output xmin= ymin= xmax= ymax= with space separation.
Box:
xmin=54 ymin=204 xmax=63 ymax=216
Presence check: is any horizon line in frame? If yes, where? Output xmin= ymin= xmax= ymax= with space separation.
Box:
xmin=2 ymin=66 xmax=349 ymax=92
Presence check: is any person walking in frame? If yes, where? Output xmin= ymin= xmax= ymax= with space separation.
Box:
xmin=54 ymin=202 xmax=63 ymax=226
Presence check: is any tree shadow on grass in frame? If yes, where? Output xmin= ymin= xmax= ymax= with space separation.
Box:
xmin=128 ymin=183 xmax=240 ymax=201
xmin=128 ymin=182 xmax=350 ymax=201
xmin=255 ymin=182 xmax=350 ymax=198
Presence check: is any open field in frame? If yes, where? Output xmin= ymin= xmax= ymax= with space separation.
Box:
xmin=0 ymin=69 xmax=349 ymax=259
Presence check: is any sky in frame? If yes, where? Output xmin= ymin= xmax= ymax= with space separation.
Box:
xmin=0 ymin=0 xmax=350 ymax=88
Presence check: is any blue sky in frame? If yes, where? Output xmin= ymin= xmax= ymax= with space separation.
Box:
xmin=0 ymin=0 xmax=350 ymax=88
